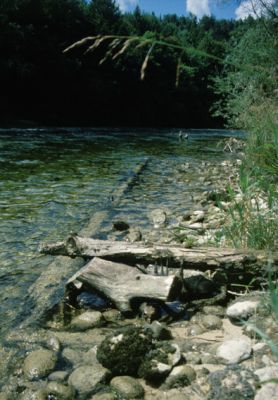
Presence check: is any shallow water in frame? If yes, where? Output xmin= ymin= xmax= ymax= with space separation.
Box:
xmin=0 ymin=127 xmax=241 ymax=339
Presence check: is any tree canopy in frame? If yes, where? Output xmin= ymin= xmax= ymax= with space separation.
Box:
xmin=0 ymin=0 xmax=275 ymax=128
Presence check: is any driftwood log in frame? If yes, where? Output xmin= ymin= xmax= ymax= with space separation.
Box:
xmin=40 ymin=235 xmax=278 ymax=273
xmin=67 ymin=257 xmax=182 ymax=313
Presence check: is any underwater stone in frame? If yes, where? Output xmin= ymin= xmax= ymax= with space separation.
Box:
xmin=23 ymin=348 xmax=57 ymax=380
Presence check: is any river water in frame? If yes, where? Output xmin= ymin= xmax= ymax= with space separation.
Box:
xmin=0 ymin=128 xmax=241 ymax=340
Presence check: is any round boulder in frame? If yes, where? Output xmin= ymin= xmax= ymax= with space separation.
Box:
xmin=23 ymin=348 xmax=57 ymax=380
xmin=110 ymin=376 xmax=144 ymax=399
xmin=216 ymin=338 xmax=252 ymax=364
xmin=68 ymin=364 xmax=110 ymax=398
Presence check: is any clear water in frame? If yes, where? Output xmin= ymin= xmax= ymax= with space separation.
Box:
xmin=0 ymin=127 xmax=241 ymax=338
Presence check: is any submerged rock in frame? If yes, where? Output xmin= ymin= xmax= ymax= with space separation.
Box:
xmin=23 ymin=348 xmax=57 ymax=380
xmin=150 ymin=209 xmax=167 ymax=228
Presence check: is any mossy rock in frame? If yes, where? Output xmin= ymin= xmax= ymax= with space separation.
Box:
xmin=97 ymin=327 xmax=153 ymax=376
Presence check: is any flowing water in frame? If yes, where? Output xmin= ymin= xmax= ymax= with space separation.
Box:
xmin=0 ymin=128 xmax=242 ymax=340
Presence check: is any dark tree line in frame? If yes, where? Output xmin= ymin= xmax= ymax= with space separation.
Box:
xmin=0 ymin=0 xmax=250 ymax=127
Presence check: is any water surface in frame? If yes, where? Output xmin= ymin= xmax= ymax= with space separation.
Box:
xmin=0 ymin=127 xmax=241 ymax=338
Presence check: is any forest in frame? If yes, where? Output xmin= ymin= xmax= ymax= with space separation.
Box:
xmin=0 ymin=0 xmax=268 ymax=128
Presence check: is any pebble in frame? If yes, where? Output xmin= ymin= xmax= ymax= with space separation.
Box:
xmin=110 ymin=376 xmax=144 ymax=399
xmin=70 ymin=310 xmax=103 ymax=331
xmin=216 ymin=338 xmax=252 ymax=364
xmin=201 ymin=315 xmax=223 ymax=330
xmin=162 ymin=365 xmax=196 ymax=389
xmin=23 ymin=348 xmax=57 ymax=380
xmin=226 ymin=300 xmax=259 ymax=321
xmin=68 ymin=364 xmax=110 ymax=397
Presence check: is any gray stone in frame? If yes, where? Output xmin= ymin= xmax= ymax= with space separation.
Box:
xmin=255 ymin=365 xmax=278 ymax=382
xmin=23 ymin=349 xmax=57 ymax=380
xmin=226 ymin=300 xmax=259 ymax=321
xmin=68 ymin=364 xmax=110 ymax=398
xmin=47 ymin=337 xmax=61 ymax=353
xmin=187 ymin=324 xmax=205 ymax=336
xmin=217 ymin=339 xmax=252 ymax=364
xmin=203 ymin=306 xmax=225 ymax=318
xmin=184 ymin=352 xmax=202 ymax=365
xmin=70 ymin=311 xmax=103 ymax=331
xmin=126 ymin=228 xmax=142 ymax=242
xmin=201 ymin=315 xmax=223 ymax=330
xmin=150 ymin=209 xmax=167 ymax=228
xmin=19 ymin=389 xmax=47 ymax=400
xmin=48 ymin=370 xmax=69 ymax=382
xmin=191 ymin=210 xmax=205 ymax=223
xmin=162 ymin=365 xmax=197 ymax=389
xmin=102 ymin=309 xmax=122 ymax=323
xmin=207 ymin=364 xmax=258 ymax=400
xmin=46 ymin=382 xmax=75 ymax=399
xmin=255 ymin=383 xmax=278 ymax=400
xmin=110 ymin=376 xmax=144 ymax=399
xmin=62 ymin=348 xmax=83 ymax=367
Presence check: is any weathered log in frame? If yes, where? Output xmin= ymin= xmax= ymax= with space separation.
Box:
xmin=40 ymin=235 xmax=278 ymax=273
xmin=67 ymin=257 xmax=182 ymax=313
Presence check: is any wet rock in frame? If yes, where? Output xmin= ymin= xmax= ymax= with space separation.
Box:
xmin=68 ymin=364 xmax=110 ymax=398
xmin=226 ymin=300 xmax=259 ymax=322
xmin=62 ymin=348 xmax=83 ymax=367
xmin=23 ymin=348 xmax=57 ymax=380
xmin=113 ymin=220 xmax=130 ymax=231
xmin=102 ymin=309 xmax=122 ymax=323
xmin=162 ymin=365 xmax=197 ymax=389
xmin=191 ymin=210 xmax=205 ymax=223
xmin=126 ymin=227 xmax=142 ymax=242
xmin=48 ymin=337 xmax=61 ymax=353
xmin=48 ymin=370 xmax=69 ymax=382
xmin=19 ymin=389 xmax=47 ymax=400
xmin=207 ymin=364 xmax=258 ymax=400
xmin=187 ymin=324 xmax=205 ymax=336
xmin=145 ymin=320 xmax=172 ymax=340
xmin=96 ymin=326 xmax=152 ymax=376
xmin=184 ymin=352 xmax=202 ymax=365
xmin=203 ymin=306 xmax=225 ymax=318
xmin=150 ymin=209 xmax=167 ymax=228
xmin=46 ymin=382 xmax=75 ymax=399
xmin=70 ymin=311 xmax=104 ymax=331
xmin=216 ymin=338 xmax=252 ymax=364
xmin=201 ymin=315 xmax=223 ymax=330
xmin=110 ymin=376 xmax=144 ymax=399
xmin=138 ymin=342 xmax=181 ymax=383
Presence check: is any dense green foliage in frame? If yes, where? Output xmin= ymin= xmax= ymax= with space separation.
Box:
xmin=0 ymin=0 xmax=240 ymax=127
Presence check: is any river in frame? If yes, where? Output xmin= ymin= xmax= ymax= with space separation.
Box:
xmin=0 ymin=127 xmax=241 ymax=340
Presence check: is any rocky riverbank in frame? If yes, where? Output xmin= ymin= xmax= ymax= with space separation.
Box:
xmin=1 ymin=138 xmax=277 ymax=400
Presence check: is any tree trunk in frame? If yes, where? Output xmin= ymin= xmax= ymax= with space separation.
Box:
xmin=67 ymin=257 xmax=182 ymax=313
